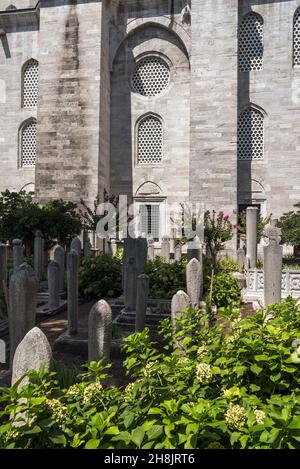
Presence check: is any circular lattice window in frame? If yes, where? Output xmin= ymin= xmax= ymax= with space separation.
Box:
xmin=239 ymin=13 xmax=263 ymax=72
xmin=238 ymin=108 xmax=264 ymax=160
xmin=21 ymin=121 xmax=37 ymax=167
xmin=137 ymin=116 xmax=163 ymax=165
xmin=131 ymin=57 xmax=170 ymax=97
xmin=22 ymin=59 xmax=39 ymax=108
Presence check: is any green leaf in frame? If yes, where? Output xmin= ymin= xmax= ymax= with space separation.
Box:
xmin=131 ymin=427 xmax=145 ymax=448
xmin=147 ymin=425 xmax=163 ymax=441
xmin=288 ymin=416 xmax=300 ymax=429
xmin=124 ymin=412 xmax=134 ymax=429
xmin=104 ymin=426 xmax=120 ymax=436
xmin=240 ymin=434 xmax=249 ymax=449
xmin=85 ymin=439 xmax=100 ymax=449
xmin=25 ymin=425 xmax=42 ymax=435
xmin=250 ymin=363 xmax=263 ymax=375
xmin=49 ymin=434 xmax=67 ymax=446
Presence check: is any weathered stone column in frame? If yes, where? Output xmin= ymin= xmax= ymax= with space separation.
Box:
xmin=263 ymin=225 xmax=283 ymax=307
xmin=12 ymin=239 xmax=23 ymax=272
xmin=9 ymin=263 xmax=37 ymax=366
xmin=161 ymin=236 xmax=170 ymax=262
xmin=48 ymin=260 xmax=60 ymax=308
xmin=67 ymin=250 xmax=79 ymax=335
xmin=186 ymin=258 xmax=203 ymax=308
xmin=83 ymin=230 xmax=92 ymax=257
xmin=54 ymin=245 xmax=65 ymax=292
xmin=0 ymin=243 xmax=8 ymax=295
xmin=88 ymin=300 xmax=112 ymax=362
xmin=174 ymin=243 xmax=182 ymax=262
xmin=147 ymin=237 xmax=155 ymax=261
xmin=171 ymin=290 xmax=190 ymax=332
xmin=70 ymin=237 xmax=81 ymax=268
xmin=124 ymin=257 xmax=137 ymax=312
xmin=136 ymin=236 xmax=148 ymax=276
xmin=246 ymin=207 xmax=259 ymax=269
xmin=12 ymin=327 xmax=52 ymax=387
xmin=123 ymin=237 xmax=137 ymax=304
xmin=34 ymin=230 xmax=44 ymax=282
xmin=237 ymin=248 xmax=246 ymax=270
xmin=135 ymin=274 xmax=150 ymax=332
xmin=187 ymin=236 xmax=202 ymax=263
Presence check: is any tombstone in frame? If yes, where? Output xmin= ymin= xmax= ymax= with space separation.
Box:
xmin=187 ymin=236 xmax=202 ymax=263
xmin=171 ymin=290 xmax=191 ymax=331
xmin=70 ymin=237 xmax=81 ymax=268
xmin=48 ymin=260 xmax=60 ymax=308
xmin=237 ymin=248 xmax=246 ymax=270
xmin=11 ymin=327 xmax=52 ymax=387
xmin=174 ymin=243 xmax=182 ymax=262
xmin=0 ymin=243 xmax=8 ymax=295
xmin=124 ymin=256 xmax=137 ymax=312
xmin=135 ymin=274 xmax=150 ymax=332
xmin=12 ymin=239 xmax=23 ymax=271
xmin=110 ymin=239 xmax=118 ymax=257
xmin=186 ymin=258 xmax=203 ymax=308
xmin=54 ymin=245 xmax=65 ymax=292
xmin=88 ymin=300 xmax=112 ymax=362
xmin=263 ymin=224 xmax=283 ymax=307
xmin=123 ymin=236 xmax=136 ymax=300
xmin=246 ymin=207 xmax=259 ymax=269
xmin=136 ymin=236 xmax=148 ymax=276
xmin=0 ymin=339 xmax=5 ymax=364
xmin=67 ymin=250 xmax=79 ymax=335
xmin=161 ymin=235 xmax=170 ymax=262
xmin=83 ymin=230 xmax=92 ymax=257
xmin=34 ymin=230 xmax=44 ymax=282
xmin=9 ymin=263 xmax=37 ymax=366
xmin=147 ymin=237 xmax=155 ymax=261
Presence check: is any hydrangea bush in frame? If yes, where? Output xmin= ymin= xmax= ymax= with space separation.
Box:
xmin=1 ymin=297 xmax=300 ymax=449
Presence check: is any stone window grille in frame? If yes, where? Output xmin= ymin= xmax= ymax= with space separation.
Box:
xmin=293 ymin=8 xmax=300 ymax=66
xmin=131 ymin=56 xmax=170 ymax=97
xmin=22 ymin=59 xmax=39 ymax=108
xmin=239 ymin=13 xmax=263 ymax=72
xmin=137 ymin=115 xmax=163 ymax=165
xmin=238 ymin=107 xmax=264 ymax=160
xmin=139 ymin=204 xmax=160 ymax=240
xmin=21 ymin=120 xmax=37 ymax=167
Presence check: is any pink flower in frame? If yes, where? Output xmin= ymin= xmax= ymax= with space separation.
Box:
xmin=223 ymin=215 xmax=229 ymax=222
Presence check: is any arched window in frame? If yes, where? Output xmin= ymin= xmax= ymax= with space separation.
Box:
xmin=239 ymin=13 xmax=263 ymax=72
xmin=238 ymin=107 xmax=264 ymax=160
xmin=293 ymin=8 xmax=300 ymax=66
xmin=20 ymin=119 xmax=37 ymax=168
xmin=131 ymin=56 xmax=170 ymax=97
xmin=137 ymin=114 xmax=163 ymax=165
xmin=22 ymin=59 xmax=39 ymax=108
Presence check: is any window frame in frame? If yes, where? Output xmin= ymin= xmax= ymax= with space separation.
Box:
xmin=238 ymin=12 xmax=264 ymax=72
xmin=135 ymin=113 xmax=164 ymax=167
xmin=134 ymin=198 xmax=166 ymax=243
xmin=21 ymin=58 xmax=39 ymax=109
xmin=19 ymin=118 xmax=37 ymax=169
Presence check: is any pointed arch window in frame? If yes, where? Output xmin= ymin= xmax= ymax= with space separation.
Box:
xmin=137 ymin=114 xmax=163 ymax=165
xmin=293 ymin=8 xmax=300 ymax=66
xmin=20 ymin=119 xmax=37 ymax=168
xmin=22 ymin=59 xmax=39 ymax=108
xmin=238 ymin=107 xmax=264 ymax=160
xmin=239 ymin=13 xmax=263 ymax=72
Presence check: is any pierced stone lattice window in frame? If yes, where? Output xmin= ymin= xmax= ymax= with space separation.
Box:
xmin=238 ymin=108 xmax=264 ymax=160
xmin=239 ymin=13 xmax=263 ymax=72
xmin=21 ymin=120 xmax=37 ymax=167
xmin=131 ymin=57 xmax=170 ymax=97
xmin=137 ymin=116 xmax=163 ymax=165
xmin=22 ymin=59 xmax=39 ymax=108
xmin=294 ymin=8 xmax=300 ymax=66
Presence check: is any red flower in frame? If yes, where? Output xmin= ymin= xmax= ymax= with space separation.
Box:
xmin=223 ymin=215 xmax=229 ymax=222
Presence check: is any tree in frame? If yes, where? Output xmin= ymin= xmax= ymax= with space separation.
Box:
xmin=278 ymin=203 xmax=300 ymax=256
xmin=204 ymin=210 xmax=234 ymax=267
xmin=0 ymin=191 xmax=82 ymax=254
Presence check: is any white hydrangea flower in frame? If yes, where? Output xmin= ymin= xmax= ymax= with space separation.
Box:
xmin=83 ymin=382 xmax=103 ymax=405
xmin=254 ymin=409 xmax=266 ymax=425
xmin=196 ymin=363 xmax=212 ymax=384
xmin=225 ymin=404 xmax=247 ymax=430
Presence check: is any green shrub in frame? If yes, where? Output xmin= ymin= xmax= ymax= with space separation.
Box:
xmin=217 ymin=257 xmax=241 ymax=274
xmin=207 ymin=272 xmax=241 ymax=308
xmin=145 ymin=257 xmax=187 ymax=299
xmin=1 ymin=298 xmax=300 ymax=449
xmin=79 ymin=254 xmax=122 ymax=299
